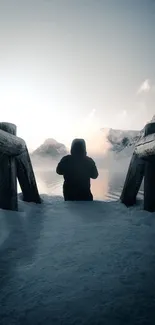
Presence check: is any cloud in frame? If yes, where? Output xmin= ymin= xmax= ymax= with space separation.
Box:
xmin=137 ymin=79 xmax=151 ymax=94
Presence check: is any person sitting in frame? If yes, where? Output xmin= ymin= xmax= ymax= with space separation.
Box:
xmin=56 ymin=138 xmax=98 ymax=201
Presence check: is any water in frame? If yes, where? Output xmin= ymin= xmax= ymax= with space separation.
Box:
xmin=29 ymin=157 xmax=144 ymax=202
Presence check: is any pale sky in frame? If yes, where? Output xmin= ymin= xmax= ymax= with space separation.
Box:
xmin=0 ymin=0 xmax=155 ymax=151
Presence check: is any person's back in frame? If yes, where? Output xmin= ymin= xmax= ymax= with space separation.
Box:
xmin=56 ymin=139 xmax=98 ymax=201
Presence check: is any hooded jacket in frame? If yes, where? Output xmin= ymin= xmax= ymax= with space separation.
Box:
xmin=56 ymin=139 xmax=98 ymax=200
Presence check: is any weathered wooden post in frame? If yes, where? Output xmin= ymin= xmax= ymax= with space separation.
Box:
xmin=144 ymin=159 xmax=155 ymax=212
xmin=122 ymin=121 xmax=155 ymax=212
xmin=144 ymin=122 xmax=155 ymax=137
xmin=16 ymin=148 xmax=41 ymax=204
xmin=143 ymin=122 xmax=155 ymax=212
xmin=0 ymin=121 xmax=41 ymax=210
xmin=0 ymin=122 xmax=18 ymax=210
xmin=120 ymin=152 xmax=145 ymax=206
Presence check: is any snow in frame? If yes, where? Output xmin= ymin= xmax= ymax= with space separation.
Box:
xmin=32 ymin=138 xmax=68 ymax=159
xmin=0 ymin=129 xmax=26 ymax=156
xmin=150 ymin=115 xmax=155 ymax=122
xmin=0 ymin=195 xmax=155 ymax=325
xmin=107 ymin=128 xmax=140 ymax=144
xmin=135 ymin=133 xmax=155 ymax=158
xmin=100 ymin=128 xmax=140 ymax=154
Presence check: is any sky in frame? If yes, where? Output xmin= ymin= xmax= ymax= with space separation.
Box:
xmin=0 ymin=0 xmax=155 ymax=151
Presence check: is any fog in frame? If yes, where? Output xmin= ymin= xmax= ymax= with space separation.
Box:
xmin=23 ymin=148 xmax=144 ymax=202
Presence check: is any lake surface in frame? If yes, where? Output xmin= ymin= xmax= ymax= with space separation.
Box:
xmin=28 ymin=157 xmax=144 ymax=202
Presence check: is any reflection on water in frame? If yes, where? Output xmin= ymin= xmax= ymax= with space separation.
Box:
xmin=36 ymin=169 xmax=111 ymax=200
xmin=32 ymin=165 xmax=144 ymax=202
xmin=91 ymin=169 xmax=109 ymax=200
xmin=17 ymin=158 xmax=144 ymax=202
xmin=36 ymin=169 xmax=63 ymax=197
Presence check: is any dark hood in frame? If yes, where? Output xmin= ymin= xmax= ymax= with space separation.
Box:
xmin=70 ymin=139 xmax=87 ymax=157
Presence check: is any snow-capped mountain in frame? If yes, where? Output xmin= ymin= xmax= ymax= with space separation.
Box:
xmin=101 ymin=128 xmax=141 ymax=153
xmin=32 ymin=138 xmax=68 ymax=160
xmin=101 ymin=115 xmax=155 ymax=154
xmin=31 ymin=116 xmax=155 ymax=164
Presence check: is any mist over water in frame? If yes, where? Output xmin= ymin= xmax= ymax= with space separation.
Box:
xmin=16 ymin=119 xmax=145 ymax=201
xmin=21 ymin=151 xmax=144 ymax=202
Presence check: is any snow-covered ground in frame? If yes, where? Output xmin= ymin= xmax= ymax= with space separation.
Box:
xmin=0 ymin=194 xmax=155 ymax=325
xmin=0 ymin=148 xmax=153 ymax=325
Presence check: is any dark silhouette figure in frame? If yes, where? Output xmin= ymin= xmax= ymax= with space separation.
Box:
xmin=56 ymin=139 xmax=98 ymax=201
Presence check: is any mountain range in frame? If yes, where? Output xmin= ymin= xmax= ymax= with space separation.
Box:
xmin=31 ymin=115 xmax=155 ymax=160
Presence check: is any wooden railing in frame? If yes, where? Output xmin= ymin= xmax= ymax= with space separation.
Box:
xmin=0 ymin=122 xmax=41 ymax=211
xmin=121 ymin=122 xmax=155 ymax=212
xmin=1 ymin=121 xmax=155 ymax=212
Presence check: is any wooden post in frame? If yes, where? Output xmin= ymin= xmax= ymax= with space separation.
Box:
xmin=144 ymin=159 xmax=155 ymax=212
xmin=0 ymin=122 xmax=18 ymax=211
xmin=144 ymin=122 xmax=155 ymax=137
xmin=0 ymin=122 xmax=17 ymax=135
xmin=144 ymin=122 xmax=155 ymax=212
xmin=16 ymin=147 xmax=41 ymax=204
xmin=120 ymin=153 xmax=145 ymax=206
